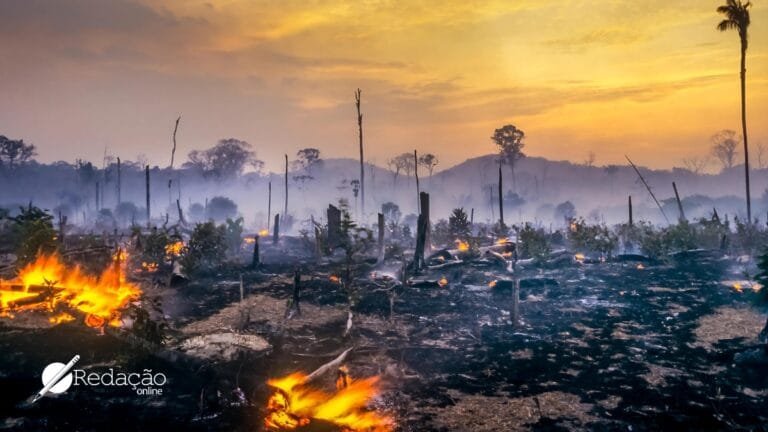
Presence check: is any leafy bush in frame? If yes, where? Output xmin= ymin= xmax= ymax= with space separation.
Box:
xmin=205 ymin=196 xmax=238 ymax=222
xmin=7 ymin=205 xmax=58 ymax=265
xmin=516 ymin=223 xmax=551 ymax=260
xmin=448 ymin=208 xmax=471 ymax=240
xmin=180 ymin=222 xmax=227 ymax=274
xmin=755 ymin=248 xmax=768 ymax=305
xmin=568 ymin=218 xmax=617 ymax=257
xmin=224 ymin=217 xmax=244 ymax=254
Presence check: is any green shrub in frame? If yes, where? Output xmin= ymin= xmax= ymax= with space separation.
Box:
xmin=568 ymin=218 xmax=617 ymax=257
xmin=180 ymin=222 xmax=227 ymax=274
xmin=516 ymin=223 xmax=551 ymax=260
xmin=8 ymin=205 xmax=58 ymax=265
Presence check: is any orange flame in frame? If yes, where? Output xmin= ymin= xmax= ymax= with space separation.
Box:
xmin=329 ymin=275 xmax=341 ymax=284
xmin=165 ymin=241 xmax=184 ymax=257
xmin=264 ymin=369 xmax=393 ymax=431
xmin=259 ymin=229 xmax=270 ymax=237
xmin=0 ymin=252 xmax=141 ymax=327
xmin=455 ymin=239 xmax=470 ymax=252
xmin=438 ymin=277 xmax=448 ymax=288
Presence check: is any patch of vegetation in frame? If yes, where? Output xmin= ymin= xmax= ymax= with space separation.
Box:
xmin=6 ymin=204 xmax=58 ymax=265
xmin=515 ymin=223 xmax=551 ymax=260
xmin=180 ymin=222 xmax=227 ymax=274
xmin=568 ymin=218 xmax=618 ymax=258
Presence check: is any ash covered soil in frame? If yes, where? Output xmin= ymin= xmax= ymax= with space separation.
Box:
xmin=1 ymin=250 xmax=766 ymax=431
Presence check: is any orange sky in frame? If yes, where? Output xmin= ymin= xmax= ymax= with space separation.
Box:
xmin=0 ymin=0 xmax=766 ymax=172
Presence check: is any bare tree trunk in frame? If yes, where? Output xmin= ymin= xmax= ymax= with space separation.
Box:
xmin=284 ymin=155 xmax=288 ymax=223
xmin=672 ymin=182 xmax=686 ymax=222
xmin=628 ymin=196 xmax=633 ymax=226
xmin=740 ymin=42 xmax=751 ymax=222
xmin=626 ymin=156 xmax=669 ymax=224
xmin=273 ymin=214 xmax=280 ymax=245
xmin=413 ymin=192 xmax=429 ymax=271
xmin=355 ymin=89 xmax=365 ymax=219
xmin=377 ymin=212 xmax=385 ymax=263
xmin=267 ymin=181 xmax=272 ymax=231
xmin=116 ymin=157 xmax=121 ymax=205
xmin=95 ymin=181 xmax=100 ymax=211
xmin=251 ymin=235 xmax=260 ymax=268
xmin=414 ymin=150 xmax=420 ymax=213
xmin=145 ymin=165 xmax=151 ymax=228
xmin=176 ymin=199 xmax=185 ymax=224
xmin=498 ymin=163 xmax=504 ymax=228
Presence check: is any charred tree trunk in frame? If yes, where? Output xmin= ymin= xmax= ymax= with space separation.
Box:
xmin=273 ymin=214 xmax=280 ymax=245
xmin=58 ymin=212 xmax=67 ymax=245
xmin=470 ymin=208 xmax=474 ymax=226
xmin=116 ymin=157 xmax=121 ymax=205
xmin=377 ymin=212 xmax=385 ymax=263
xmin=327 ymin=204 xmax=342 ymax=251
xmin=145 ymin=165 xmax=151 ymax=228
xmin=628 ymin=196 xmax=633 ymax=226
xmin=285 ymin=269 xmax=301 ymax=319
xmin=413 ymin=192 xmax=430 ymax=271
xmin=284 ymin=154 xmax=288 ymax=223
xmin=355 ymin=89 xmax=365 ymax=219
xmin=498 ymin=163 xmax=504 ymax=228
xmin=267 ymin=181 xmax=272 ymax=231
xmin=414 ymin=150 xmax=420 ymax=213
xmin=176 ymin=199 xmax=185 ymax=224
xmin=626 ymin=156 xmax=670 ymax=225
xmin=251 ymin=235 xmax=260 ymax=268
xmin=672 ymin=182 xmax=686 ymax=222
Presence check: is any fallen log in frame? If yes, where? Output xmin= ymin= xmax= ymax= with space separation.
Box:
xmin=305 ymin=347 xmax=354 ymax=384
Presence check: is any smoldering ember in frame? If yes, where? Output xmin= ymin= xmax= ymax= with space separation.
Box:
xmin=1 ymin=1 xmax=768 ymax=431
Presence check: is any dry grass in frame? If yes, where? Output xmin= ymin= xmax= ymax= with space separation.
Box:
xmin=690 ymin=306 xmax=765 ymax=351
xmin=426 ymin=390 xmax=598 ymax=431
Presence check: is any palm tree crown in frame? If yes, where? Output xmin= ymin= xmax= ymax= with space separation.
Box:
xmin=717 ymin=0 xmax=751 ymax=48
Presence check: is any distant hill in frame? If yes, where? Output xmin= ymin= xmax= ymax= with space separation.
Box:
xmin=1 ymin=155 xmax=766 ymax=229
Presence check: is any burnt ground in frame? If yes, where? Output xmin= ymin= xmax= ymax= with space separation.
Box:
xmin=1 ymin=249 xmax=767 ymax=431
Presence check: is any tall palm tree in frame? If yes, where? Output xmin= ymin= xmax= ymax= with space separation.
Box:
xmin=717 ymin=0 xmax=752 ymax=222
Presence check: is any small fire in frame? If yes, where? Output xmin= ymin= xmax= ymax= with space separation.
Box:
xmin=574 ymin=253 xmax=585 ymax=263
xmin=165 ymin=241 xmax=184 ymax=257
xmin=329 ymin=275 xmax=341 ymax=284
xmin=140 ymin=262 xmax=158 ymax=273
xmin=264 ymin=368 xmax=393 ymax=431
xmin=732 ymin=283 xmax=743 ymax=293
xmin=438 ymin=277 xmax=448 ymax=288
xmin=488 ymin=280 xmax=497 ymax=288
xmin=495 ymin=238 xmax=509 ymax=245
xmin=636 ymin=263 xmax=645 ymax=270
xmin=455 ymin=239 xmax=470 ymax=252
xmin=259 ymin=229 xmax=270 ymax=237
xmin=244 ymin=237 xmax=256 ymax=244
xmin=0 ymin=252 xmax=141 ymax=328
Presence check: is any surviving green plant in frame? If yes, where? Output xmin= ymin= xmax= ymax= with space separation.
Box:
xmin=515 ymin=223 xmax=551 ymax=260
xmin=8 ymin=204 xmax=58 ymax=265
xmin=568 ymin=218 xmax=618 ymax=258
xmin=755 ymin=248 xmax=768 ymax=305
xmin=224 ymin=217 xmax=244 ymax=255
xmin=180 ymin=221 xmax=227 ymax=274
xmin=448 ymin=207 xmax=471 ymax=240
